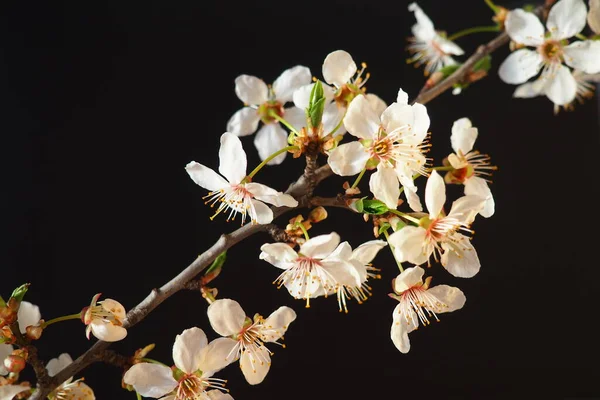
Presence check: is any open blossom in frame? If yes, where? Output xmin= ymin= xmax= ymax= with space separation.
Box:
xmin=389 ymin=266 xmax=466 ymax=353
xmin=499 ymin=0 xmax=600 ymax=105
xmin=407 ymin=2 xmax=465 ymax=75
xmin=226 ymin=66 xmax=311 ymax=165
xmin=46 ymin=353 xmax=95 ymax=399
xmin=328 ymin=240 xmax=387 ymax=312
xmin=260 ymin=232 xmax=360 ymax=306
xmin=207 ymin=299 xmax=296 ymax=385
xmin=124 ymin=327 xmax=233 ymax=400
xmin=327 ymin=89 xmax=430 ymax=210
xmin=444 ymin=118 xmax=495 ymax=218
xmin=0 ymin=384 xmax=30 ymax=400
xmin=186 ymin=133 xmax=298 ymax=225
xmin=82 ymin=293 xmax=127 ymax=342
xmin=388 ymin=170 xmax=485 ymax=278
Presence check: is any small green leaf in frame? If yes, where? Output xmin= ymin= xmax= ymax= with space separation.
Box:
xmin=10 ymin=283 xmax=30 ymax=303
xmin=394 ymin=218 xmax=407 ymax=231
xmin=362 ymin=199 xmax=389 ymax=215
xmin=205 ymin=251 xmax=227 ymax=276
xmin=439 ymin=64 xmax=461 ymax=78
xmin=308 ymin=80 xmax=326 ymax=128
xmin=523 ymin=4 xmax=535 ymax=12
xmin=473 ymin=55 xmax=492 ymax=72
xmin=351 ymin=197 xmax=365 ymax=213
xmin=0 ymin=295 xmax=5 ymax=308
xmin=378 ymin=222 xmax=391 ymax=235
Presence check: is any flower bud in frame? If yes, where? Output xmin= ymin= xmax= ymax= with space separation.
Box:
xmin=26 ymin=323 xmax=44 ymax=341
xmin=133 ymin=343 xmax=155 ymax=362
xmin=0 ymin=326 xmax=15 ymax=344
xmin=4 ymin=355 xmax=27 ymax=374
xmin=0 ymin=306 xmax=17 ymax=327
xmin=308 ymin=206 xmax=327 ymax=223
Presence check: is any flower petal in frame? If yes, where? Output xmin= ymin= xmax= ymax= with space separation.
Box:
xmin=207 ymin=299 xmax=246 ymax=337
xmin=250 ymin=200 xmax=273 ymax=224
xmin=198 ymin=337 xmax=239 ymax=373
xmin=505 ymin=9 xmax=545 ymax=46
xmin=273 ymin=65 xmax=312 ymax=103
xmin=89 ymin=319 xmax=127 ymax=342
xmin=185 ymin=162 xmax=229 ymax=192
xmin=387 ymin=227 xmax=429 ymax=266
xmin=396 ymin=89 xmax=409 ymax=105
xmin=0 ymin=344 xmax=14 ymax=376
xmin=447 ymin=194 xmax=486 ymax=225
xmin=123 ymin=363 xmax=177 ymax=398
xmin=322 ymin=50 xmax=357 ymax=87
xmin=245 ymin=183 xmax=298 ymax=207
xmin=259 ymin=243 xmax=298 ymax=269
xmin=369 ymin=164 xmax=400 ymax=209
xmin=390 ymin=304 xmax=418 ymax=354
xmin=207 ymin=390 xmax=234 ymax=400
xmin=172 ymin=327 xmax=208 ymax=374
xmin=292 ymin=83 xmax=335 ymax=110
xmin=365 ymin=94 xmax=388 ymax=117
xmin=46 ymin=353 xmax=73 ymax=377
xmin=464 ymin=177 xmax=495 ymax=218
xmin=328 ymin=241 xmax=353 ymax=260
xmin=219 ymin=132 xmax=247 ymax=184
xmin=450 ymin=118 xmax=478 ymax=154
xmin=226 ymin=107 xmax=260 ymax=137
xmin=351 ymin=240 xmax=387 ymax=265
xmin=408 ymin=2 xmax=436 ymax=41
xmin=441 ymin=233 xmax=480 ymax=278
xmin=436 ymin=36 xmax=465 ymax=56
xmin=239 ymin=347 xmax=271 ymax=385
xmin=17 ymin=301 xmax=41 ymax=334
xmin=234 ymin=75 xmax=268 ymax=105
xmin=513 ymin=78 xmax=545 ymax=98
xmin=254 ymin=124 xmax=288 ymax=165
xmin=343 ymin=95 xmax=380 ymax=140
xmin=546 ymin=0 xmax=587 ymax=40
xmin=261 ymin=306 xmax=297 ymax=342
xmin=498 ymin=49 xmax=543 ymax=84
xmin=322 ymin=102 xmax=346 ymax=135
xmin=321 ymin=258 xmax=361 ymax=286
xmin=327 ymin=141 xmax=370 ymax=176
xmin=0 ymin=385 xmax=30 ymax=400
xmin=63 ymin=382 xmax=95 ymax=400
xmin=541 ymin=63 xmax=578 ymax=105
xmin=425 ymin=170 xmax=446 ymax=218
xmin=101 ymin=298 xmax=126 ymax=321
xmin=300 ymin=232 xmax=340 ymax=259
xmin=283 ymin=106 xmax=307 ymax=133
xmin=393 ymin=266 xmax=425 ymax=293
xmin=427 ymin=285 xmax=466 ymax=313
xmin=563 ymin=40 xmax=600 ymax=74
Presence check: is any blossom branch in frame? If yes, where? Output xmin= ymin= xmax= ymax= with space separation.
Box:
xmin=10 ymin=322 xmax=51 ymax=388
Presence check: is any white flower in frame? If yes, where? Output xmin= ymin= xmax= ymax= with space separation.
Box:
xmin=227 ymin=66 xmax=311 ymax=165
xmin=389 ymin=266 xmax=466 ymax=353
xmin=124 ymin=327 xmax=233 ymax=400
xmin=186 ymin=133 xmax=298 ymax=225
xmin=327 ymin=89 xmax=430 ymax=210
xmin=499 ymin=0 xmax=600 ymax=105
xmin=0 ymin=345 xmax=13 ymax=376
xmin=259 ymin=232 xmax=360 ymax=307
xmin=588 ymin=0 xmax=600 ymax=33
xmin=514 ymin=69 xmax=596 ymax=113
xmin=0 ymin=384 xmax=30 ymax=400
xmin=444 ymin=118 xmax=495 ymax=218
xmin=82 ymin=293 xmax=127 ymax=342
xmin=206 ymin=299 xmax=296 ymax=385
xmin=387 ymin=170 xmax=486 ymax=278
xmin=327 ymin=240 xmax=387 ymax=312
xmin=407 ymin=2 xmax=465 ymax=75
xmin=46 ymin=353 xmax=95 ymax=399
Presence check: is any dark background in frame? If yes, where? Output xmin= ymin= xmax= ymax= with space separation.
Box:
xmin=2 ymin=0 xmax=599 ymax=399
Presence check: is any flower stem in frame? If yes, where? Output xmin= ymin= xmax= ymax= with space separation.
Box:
xmin=432 ymin=165 xmax=454 ymax=172
xmin=268 ymin=110 xmax=299 ymax=135
xmin=484 ymin=0 xmax=500 ymax=13
xmin=140 ymin=358 xmax=169 ymax=367
xmin=351 ymin=168 xmax=367 ymax=188
xmin=41 ymin=313 xmax=82 ymax=328
xmin=136 ymin=391 xmax=142 ymax=400
xmin=389 ymin=209 xmax=421 ymax=224
xmin=296 ymin=222 xmax=310 ymax=241
xmin=447 ymin=25 xmax=500 ymax=41
xmin=575 ymin=33 xmax=588 ymax=40
xmin=383 ymin=230 xmax=404 ymax=272
xmin=246 ymin=146 xmax=298 ymax=179
xmin=328 ymin=108 xmax=348 ymax=136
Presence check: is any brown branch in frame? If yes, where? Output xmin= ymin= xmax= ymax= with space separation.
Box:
xmin=9 ymin=322 xmax=51 ymax=389
xmin=310 ymin=195 xmax=355 ymax=211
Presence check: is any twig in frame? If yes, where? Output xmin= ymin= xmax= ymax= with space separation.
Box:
xmin=10 ymin=322 xmax=51 ymax=388
xmin=310 ymin=195 xmax=354 ymax=211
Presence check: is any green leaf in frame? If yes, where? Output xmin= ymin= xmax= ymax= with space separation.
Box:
xmin=523 ymin=4 xmax=535 ymax=12
xmin=378 ymin=222 xmax=391 ymax=235
xmin=362 ymin=199 xmax=389 ymax=215
xmin=0 ymin=295 xmax=5 ymax=308
xmin=10 ymin=283 xmax=30 ymax=303
xmin=394 ymin=218 xmax=407 ymax=231
xmin=473 ymin=55 xmax=492 ymax=72
xmin=351 ymin=197 xmax=365 ymax=213
xmin=205 ymin=251 xmax=227 ymax=275
xmin=439 ymin=64 xmax=461 ymax=78
xmin=308 ymin=80 xmax=325 ymax=128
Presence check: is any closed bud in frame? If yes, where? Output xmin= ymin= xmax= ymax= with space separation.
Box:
xmin=0 ymin=326 xmax=15 ymax=344
xmin=4 ymin=355 xmax=26 ymax=374
xmin=0 ymin=306 xmax=17 ymax=327
xmin=308 ymin=206 xmax=328 ymax=223
xmin=26 ymin=323 xmax=44 ymax=341
xmin=133 ymin=343 xmax=156 ymax=362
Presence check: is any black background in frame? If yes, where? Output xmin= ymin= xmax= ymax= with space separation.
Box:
xmin=2 ymin=0 xmax=600 ymax=399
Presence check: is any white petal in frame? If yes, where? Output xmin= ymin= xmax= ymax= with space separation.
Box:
xmin=327 ymin=141 xmax=369 ymax=176
xmin=322 ymin=102 xmax=346 ymax=135
xmin=299 ymin=232 xmax=340 ymax=259
xmin=207 ymin=299 xmax=246 ymax=337
xmin=513 ymin=78 xmax=545 ymax=98
xmin=390 ymin=305 xmax=418 ymax=354
xmin=261 ymin=306 xmax=297 ymax=342
xmin=218 ymin=132 xmax=247 ymax=184
xmin=245 ymin=183 xmax=298 ymax=207
xmin=563 ymin=40 xmax=600 ymax=74
xmin=123 ymin=363 xmax=177 ymax=398
xmin=17 ymin=301 xmax=41 ymax=334
xmin=226 ymin=107 xmax=260 ymax=137
xmin=0 ymin=385 xmax=30 ymax=400
xmin=447 ymin=194 xmax=486 ymax=225
xmin=321 ymin=258 xmax=361 ymax=286
xmin=408 ymin=2 xmax=436 ymax=41
xmin=381 ymin=102 xmax=429 ymax=143
xmin=436 ymin=36 xmax=465 ymax=56
xmin=89 ymin=319 xmax=127 ymax=342
xmin=172 ymin=327 xmax=208 ymax=374
xmin=328 ymin=241 xmax=353 ymax=260
xmin=273 ymin=65 xmax=312 ymax=103
xmin=234 ymin=75 xmax=268 ymax=105
xmin=343 ymin=95 xmax=380 ymax=140
xmin=322 ymin=50 xmax=357 ymax=87
xmin=505 ymin=9 xmax=546 ymax=46
xmin=62 ymin=382 xmax=95 ymax=400
xmin=198 ymin=337 xmax=239 ymax=373
xmin=365 ymin=94 xmax=388 ymax=117
xmin=541 ymin=63 xmax=578 ymax=105
xmin=283 ymin=106 xmax=307 ymax=133
xmin=250 ymin=200 xmax=273 ymax=224
xmin=160 ymin=396 xmax=176 ymax=400
xmin=546 ymin=0 xmax=587 ymax=40
xmin=397 ymin=170 xmax=423 ymax=213
xmin=46 ymin=353 xmax=73 ymax=377
xmin=369 ymin=164 xmax=400 ymax=209
xmin=589 ymin=0 xmax=600 ymax=34
xmin=351 ymin=240 xmax=387 ymax=265
xmin=404 ymin=184 xmax=423 ymax=213
xmin=393 ymin=266 xmax=425 ymax=293
xmin=427 ymin=285 xmax=466 ymax=313
xmin=464 ymin=177 xmax=495 ymax=218
xmin=396 ymin=89 xmax=409 ymax=105
xmin=292 ymin=83 xmax=335 ymax=110
xmin=240 ymin=347 xmax=271 ymax=385
xmin=0 ymin=344 xmax=14 ymax=376
xmin=101 ymin=298 xmax=126 ymax=321
xmin=425 ymin=170 xmax=446 ymax=218
xmin=185 ymin=162 xmax=229 ymax=192
xmin=441 ymin=233 xmax=480 ymax=278
xmin=259 ymin=243 xmax=298 ymax=269
xmin=387 ymin=227 xmax=429 ymax=266
xmin=254 ymin=124 xmax=288 ymax=165
xmin=450 ymin=118 xmax=478 ymax=154
xmin=498 ymin=49 xmax=544 ymax=84
xmin=207 ymin=390 xmax=234 ymax=400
